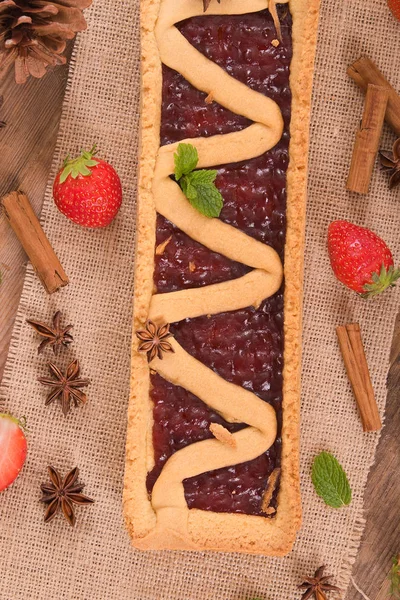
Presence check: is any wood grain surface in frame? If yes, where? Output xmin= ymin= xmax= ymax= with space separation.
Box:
xmin=0 ymin=50 xmax=72 ymax=380
xmin=0 ymin=53 xmax=399 ymax=600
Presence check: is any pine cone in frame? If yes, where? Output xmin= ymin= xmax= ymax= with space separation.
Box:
xmin=0 ymin=0 xmax=92 ymax=85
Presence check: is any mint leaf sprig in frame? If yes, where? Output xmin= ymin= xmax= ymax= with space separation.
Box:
xmin=311 ymin=451 xmax=352 ymax=508
xmin=174 ymin=143 xmax=224 ymax=218
xmin=389 ymin=555 xmax=400 ymax=599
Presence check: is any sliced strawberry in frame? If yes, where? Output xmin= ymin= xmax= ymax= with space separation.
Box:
xmin=0 ymin=414 xmax=28 ymax=492
xmin=388 ymin=0 xmax=400 ymax=21
xmin=328 ymin=220 xmax=400 ymax=298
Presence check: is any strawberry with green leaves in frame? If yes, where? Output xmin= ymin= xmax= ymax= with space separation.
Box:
xmin=0 ymin=414 xmax=28 ymax=492
xmin=388 ymin=0 xmax=400 ymax=21
xmin=53 ymin=145 xmax=122 ymax=228
xmin=328 ymin=220 xmax=400 ymax=298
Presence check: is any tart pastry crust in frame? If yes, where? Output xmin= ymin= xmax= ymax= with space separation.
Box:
xmin=124 ymin=0 xmax=320 ymax=555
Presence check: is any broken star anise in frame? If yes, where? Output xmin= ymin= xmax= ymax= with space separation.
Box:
xmin=38 ymin=359 xmax=90 ymax=416
xmin=40 ymin=466 xmax=94 ymax=527
xmin=136 ymin=320 xmax=174 ymax=362
xmin=27 ymin=311 xmax=73 ymax=355
xmin=299 ymin=566 xmax=340 ymax=600
xmin=203 ymin=0 xmax=221 ymax=12
xmin=380 ymin=138 xmax=400 ymax=189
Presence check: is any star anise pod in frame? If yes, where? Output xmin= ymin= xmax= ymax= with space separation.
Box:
xmin=136 ymin=320 xmax=174 ymax=362
xmin=203 ymin=0 xmax=221 ymax=12
xmin=38 ymin=359 xmax=90 ymax=416
xmin=380 ymin=138 xmax=400 ymax=189
xmin=299 ymin=566 xmax=340 ymax=600
xmin=40 ymin=466 xmax=94 ymax=527
xmin=27 ymin=311 xmax=73 ymax=355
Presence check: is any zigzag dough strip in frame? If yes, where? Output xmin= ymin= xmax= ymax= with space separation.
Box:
xmin=136 ymin=0 xmax=288 ymax=549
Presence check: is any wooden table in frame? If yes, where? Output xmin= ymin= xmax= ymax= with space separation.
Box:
xmin=0 ymin=52 xmax=72 ymax=377
xmin=1 ymin=57 xmax=399 ymax=600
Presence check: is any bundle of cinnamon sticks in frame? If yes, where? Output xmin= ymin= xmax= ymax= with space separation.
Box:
xmin=347 ymin=56 xmax=400 ymax=194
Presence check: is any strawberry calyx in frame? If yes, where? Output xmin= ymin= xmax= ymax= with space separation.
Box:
xmin=361 ymin=264 xmax=400 ymax=298
xmin=0 ymin=413 xmax=28 ymax=432
xmin=60 ymin=145 xmax=99 ymax=184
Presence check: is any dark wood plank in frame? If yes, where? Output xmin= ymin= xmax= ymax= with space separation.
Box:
xmin=347 ymin=312 xmax=400 ymax=600
xmin=0 ymin=50 xmax=72 ymax=383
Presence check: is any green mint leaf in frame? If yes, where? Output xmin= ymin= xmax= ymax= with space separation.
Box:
xmin=311 ymin=451 xmax=352 ymax=508
xmin=188 ymin=169 xmax=218 ymax=185
xmin=181 ymin=170 xmax=223 ymax=218
xmin=180 ymin=175 xmax=195 ymax=201
xmin=389 ymin=556 xmax=400 ymax=599
xmin=173 ymin=142 xmax=224 ymax=218
xmin=174 ymin=143 xmax=198 ymax=181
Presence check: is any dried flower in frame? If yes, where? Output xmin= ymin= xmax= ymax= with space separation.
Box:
xmin=0 ymin=0 xmax=92 ymax=84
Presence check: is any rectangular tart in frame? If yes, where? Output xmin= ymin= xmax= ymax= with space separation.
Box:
xmin=124 ymin=0 xmax=320 ymax=555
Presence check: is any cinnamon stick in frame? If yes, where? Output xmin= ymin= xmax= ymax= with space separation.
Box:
xmin=346 ymin=84 xmax=388 ymax=194
xmin=336 ymin=323 xmax=381 ymax=432
xmin=1 ymin=191 xmax=69 ymax=294
xmin=348 ymin=56 xmax=400 ymax=137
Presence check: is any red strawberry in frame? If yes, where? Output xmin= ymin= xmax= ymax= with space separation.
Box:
xmin=388 ymin=0 xmax=400 ymax=21
xmin=0 ymin=414 xmax=28 ymax=492
xmin=328 ymin=220 xmax=400 ymax=298
xmin=53 ymin=145 xmax=122 ymax=228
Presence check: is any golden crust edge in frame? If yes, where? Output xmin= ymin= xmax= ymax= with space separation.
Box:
xmin=123 ymin=0 xmax=321 ymax=555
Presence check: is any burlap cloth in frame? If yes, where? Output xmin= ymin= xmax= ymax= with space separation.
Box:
xmin=1 ymin=0 xmax=399 ymax=598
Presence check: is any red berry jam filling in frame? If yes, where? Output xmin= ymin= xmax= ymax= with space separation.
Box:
xmin=148 ymin=6 xmax=292 ymax=516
